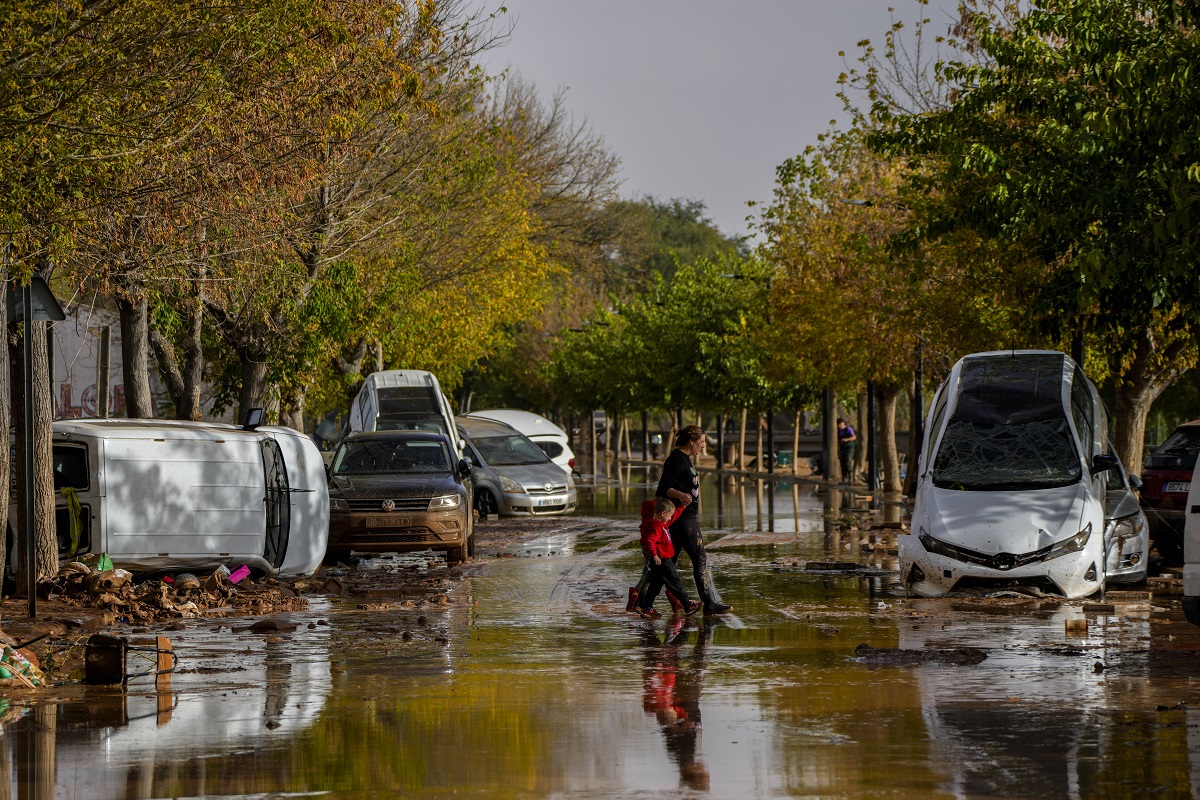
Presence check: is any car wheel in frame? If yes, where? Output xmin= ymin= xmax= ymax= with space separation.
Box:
xmin=322 ymin=548 xmax=351 ymax=567
xmin=1153 ymin=532 xmax=1184 ymax=566
xmin=476 ymin=489 xmax=498 ymax=517
xmin=467 ymin=531 xmax=476 ymax=558
xmin=447 ymin=543 xmax=468 ymax=565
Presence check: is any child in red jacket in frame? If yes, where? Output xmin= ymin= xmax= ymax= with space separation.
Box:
xmin=636 ymin=498 xmax=701 ymax=618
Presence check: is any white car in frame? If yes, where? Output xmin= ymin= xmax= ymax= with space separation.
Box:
xmin=465 ymin=409 xmax=575 ymax=475
xmin=900 ymin=350 xmax=1119 ymax=599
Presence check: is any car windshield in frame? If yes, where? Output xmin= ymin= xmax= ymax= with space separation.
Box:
xmin=1146 ymin=428 xmax=1200 ymax=470
xmin=332 ymin=439 xmax=450 ymax=475
xmin=473 ymin=434 xmax=550 ymax=466
xmin=932 ymin=417 xmax=1082 ymax=490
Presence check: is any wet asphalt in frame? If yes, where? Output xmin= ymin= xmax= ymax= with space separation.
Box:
xmin=5 ymin=469 xmax=1200 ymax=799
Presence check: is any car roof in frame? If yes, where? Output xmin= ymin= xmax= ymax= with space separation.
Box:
xmin=455 ymin=415 xmax=519 ymax=437
xmin=465 ymin=409 xmax=567 ymax=439
xmin=340 ymin=431 xmax=451 ymax=444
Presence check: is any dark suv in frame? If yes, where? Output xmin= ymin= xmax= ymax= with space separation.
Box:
xmin=1140 ymin=420 xmax=1200 ymax=563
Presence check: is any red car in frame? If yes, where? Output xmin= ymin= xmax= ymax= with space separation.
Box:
xmin=1140 ymin=420 xmax=1200 ymax=563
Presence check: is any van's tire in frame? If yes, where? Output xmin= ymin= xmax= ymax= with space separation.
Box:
xmin=447 ymin=543 xmax=468 ymax=566
xmin=467 ymin=531 xmax=476 ymax=558
xmin=475 ymin=489 xmax=498 ymax=517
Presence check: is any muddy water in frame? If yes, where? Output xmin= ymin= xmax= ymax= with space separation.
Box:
xmin=5 ymin=474 xmax=1200 ymax=798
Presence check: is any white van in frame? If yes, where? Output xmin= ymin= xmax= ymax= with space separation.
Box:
xmin=899 ymin=350 xmax=1119 ymax=599
xmin=1182 ymin=468 xmax=1200 ymax=624
xmin=348 ymin=370 xmax=462 ymax=453
xmin=43 ymin=418 xmax=328 ymax=577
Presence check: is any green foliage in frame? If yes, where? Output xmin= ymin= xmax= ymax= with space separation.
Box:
xmin=873 ymin=0 xmax=1200 ymax=332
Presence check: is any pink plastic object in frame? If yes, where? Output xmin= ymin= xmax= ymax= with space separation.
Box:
xmin=228 ymin=565 xmax=251 ymax=584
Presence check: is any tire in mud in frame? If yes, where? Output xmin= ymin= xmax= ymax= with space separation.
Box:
xmin=476 ymin=489 xmax=498 ymax=517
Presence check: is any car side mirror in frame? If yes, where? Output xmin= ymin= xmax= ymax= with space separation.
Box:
xmin=1090 ymin=453 xmax=1120 ymax=475
xmin=457 ymin=458 xmax=472 ymax=478
xmin=242 ymin=407 xmax=265 ymax=430
xmin=1128 ymin=474 xmax=1143 ymax=490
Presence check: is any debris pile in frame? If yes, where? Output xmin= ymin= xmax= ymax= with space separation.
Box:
xmin=46 ymin=560 xmax=308 ymax=621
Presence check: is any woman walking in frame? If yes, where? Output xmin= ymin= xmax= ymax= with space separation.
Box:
xmin=656 ymin=425 xmax=731 ymax=614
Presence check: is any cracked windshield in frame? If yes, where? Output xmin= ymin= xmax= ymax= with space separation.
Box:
xmin=3 ymin=1 xmax=1200 ymax=798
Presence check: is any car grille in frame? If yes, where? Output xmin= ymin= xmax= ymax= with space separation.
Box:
xmin=346 ymin=497 xmax=432 ymax=512
xmin=341 ymin=529 xmax=444 ymax=546
xmin=531 ymin=504 xmax=567 ymax=514
xmin=526 ymin=484 xmax=568 ymax=496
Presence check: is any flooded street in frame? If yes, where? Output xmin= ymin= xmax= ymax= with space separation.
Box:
xmin=6 ymin=469 xmax=1200 ymax=799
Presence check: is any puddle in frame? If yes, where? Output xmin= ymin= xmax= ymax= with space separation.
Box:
xmin=2 ymin=475 xmax=1198 ymax=798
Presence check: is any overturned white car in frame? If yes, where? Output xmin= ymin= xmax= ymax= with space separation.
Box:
xmin=899 ymin=350 xmax=1128 ymax=599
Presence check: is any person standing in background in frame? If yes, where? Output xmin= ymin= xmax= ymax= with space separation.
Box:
xmin=837 ymin=418 xmax=857 ymax=483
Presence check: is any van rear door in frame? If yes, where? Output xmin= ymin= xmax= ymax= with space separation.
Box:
xmin=1182 ymin=465 xmax=1200 ymax=624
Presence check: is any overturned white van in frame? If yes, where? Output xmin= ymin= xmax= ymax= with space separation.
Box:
xmin=899 ymin=351 xmax=1120 ymax=599
xmin=44 ymin=418 xmax=328 ymax=577
xmin=348 ymin=370 xmax=462 ymax=453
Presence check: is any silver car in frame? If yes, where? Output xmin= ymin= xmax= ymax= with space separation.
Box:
xmin=456 ymin=416 xmax=577 ymax=517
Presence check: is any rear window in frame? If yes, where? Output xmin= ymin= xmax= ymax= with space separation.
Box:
xmin=1147 ymin=427 xmax=1200 ymax=470
xmin=375 ymin=387 xmax=445 ymax=432
xmin=535 ymin=441 xmax=564 ymax=460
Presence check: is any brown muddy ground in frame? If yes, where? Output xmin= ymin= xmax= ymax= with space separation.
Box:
xmin=0 ymin=515 xmax=594 ymax=686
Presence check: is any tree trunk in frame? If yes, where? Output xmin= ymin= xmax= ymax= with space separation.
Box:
xmin=792 ymin=407 xmax=801 ymax=476
xmin=825 ymin=389 xmax=840 ymax=481
xmin=879 ymin=385 xmax=902 ymax=494
xmin=238 ymin=356 xmax=268 ymax=425
xmin=9 ymin=320 xmax=58 ymax=594
xmin=738 ymin=407 xmax=748 ymax=470
xmin=0 ymin=271 xmax=8 ymax=582
xmin=281 ymin=388 xmax=305 ymax=432
xmin=856 ymin=390 xmax=869 ymax=477
xmin=755 ymin=412 xmax=764 ymax=472
xmin=117 ymin=295 xmax=155 ymax=418
xmin=1110 ymin=329 xmax=1192 ymax=474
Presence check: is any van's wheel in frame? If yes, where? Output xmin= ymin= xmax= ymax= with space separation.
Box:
xmin=467 ymin=531 xmax=476 ymax=558
xmin=447 ymin=543 xmax=468 ymax=566
xmin=476 ymin=489 xmax=498 ymax=517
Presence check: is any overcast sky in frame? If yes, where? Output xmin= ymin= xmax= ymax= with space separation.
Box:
xmin=480 ymin=1 xmax=961 ymax=240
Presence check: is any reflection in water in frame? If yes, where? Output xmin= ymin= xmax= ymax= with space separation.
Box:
xmin=640 ymin=618 xmax=712 ymax=792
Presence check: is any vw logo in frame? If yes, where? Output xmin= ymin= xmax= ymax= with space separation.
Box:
xmin=382 ymin=499 xmax=395 ymax=512
xmin=544 ymin=483 xmax=552 ymax=492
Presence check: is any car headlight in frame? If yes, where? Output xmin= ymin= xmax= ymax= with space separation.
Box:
xmin=565 ymin=473 xmax=575 ymax=489
xmin=428 ymin=494 xmax=461 ymax=510
xmin=918 ymin=528 xmax=959 ymax=559
xmin=1046 ymin=523 xmax=1092 ymax=560
xmin=330 ymin=496 xmax=349 ymax=511
xmin=1109 ymin=513 xmax=1146 ymax=541
xmin=500 ymin=476 xmax=526 ymax=494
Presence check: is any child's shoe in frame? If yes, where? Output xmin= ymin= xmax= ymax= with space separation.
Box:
xmin=684 ymin=600 xmax=702 ymax=616
xmin=665 ymin=590 xmax=683 ymax=613
xmin=626 ymin=587 xmax=639 ymax=612
xmin=638 ymin=607 xmax=662 ymax=619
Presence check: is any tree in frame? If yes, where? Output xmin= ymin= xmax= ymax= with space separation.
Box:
xmin=871 ymin=0 xmax=1200 ymax=468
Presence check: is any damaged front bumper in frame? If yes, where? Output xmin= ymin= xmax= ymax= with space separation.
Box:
xmin=898 ymin=528 xmax=1104 ymax=598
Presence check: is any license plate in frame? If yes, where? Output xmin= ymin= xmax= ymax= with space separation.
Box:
xmin=536 ymin=496 xmax=566 ymax=507
xmin=1165 ymin=482 xmax=1191 ymax=494
xmin=365 ymin=516 xmax=410 ymax=527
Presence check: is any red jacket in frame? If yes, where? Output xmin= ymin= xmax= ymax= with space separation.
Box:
xmin=640 ymin=499 xmax=683 ymax=560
